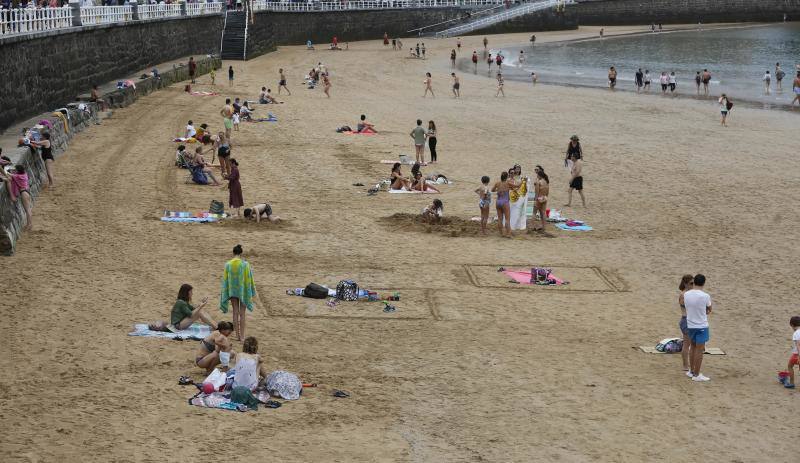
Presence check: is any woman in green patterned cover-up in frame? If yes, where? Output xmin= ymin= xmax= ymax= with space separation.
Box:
xmin=220 ymin=244 xmax=258 ymax=341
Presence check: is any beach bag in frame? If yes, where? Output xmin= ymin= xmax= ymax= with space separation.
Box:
xmin=656 ymin=338 xmax=683 ymax=353
xmin=202 ymin=368 xmax=227 ymax=392
xmin=336 ymin=279 xmax=359 ymax=301
xmin=726 ymin=100 xmax=733 ymax=111
xmin=531 ymin=267 xmax=551 ymax=284
xmin=303 ymin=283 xmax=329 ymax=299
xmin=336 ymin=126 xmax=351 ymax=133
xmin=209 ymin=200 xmax=224 ymax=214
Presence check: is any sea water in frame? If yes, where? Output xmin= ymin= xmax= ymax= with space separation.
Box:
xmin=487 ymin=23 xmax=800 ymax=108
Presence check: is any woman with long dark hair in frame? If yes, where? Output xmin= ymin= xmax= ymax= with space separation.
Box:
xmin=427 ymin=121 xmax=438 ymax=163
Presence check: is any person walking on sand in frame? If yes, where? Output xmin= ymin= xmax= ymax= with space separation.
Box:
xmin=221 ymin=98 xmax=234 ymax=139
xmin=451 ymin=73 xmax=460 ymax=98
xmin=475 ymin=175 xmax=491 ymax=236
xmin=495 ymin=73 xmax=505 ymax=97
xmin=496 ymin=53 xmax=503 ymax=71
xmin=763 ymin=70 xmax=772 ymax=94
xmin=793 ymin=71 xmax=800 ymax=106
xmin=684 ymin=274 xmax=713 ymax=382
xmin=701 ymin=69 xmax=711 ymax=95
xmin=450 ymin=49 xmax=457 ymax=68
xmin=483 ymin=36 xmax=488 ymax=52
xmin=410 ymin=120 xmax=427 ymax=164
xmin=472 ymin=51 xmax=478 ymax=73
xmin=635 ymin=68 xmax=644 ymax=93
xmin=564 ymin=153 xmax=585 ymax=207
xmin=423 ymin=72 xmax=434 ymax=97
xmin=228 ymin=66 xmax=234 ymax=87
xmin=226 ymin=158 xmax=244 ymax=217
xmin=781 ymin=316 xmax=800 ymax=389
xmin=719 ymin=93 xmax=731 ymax=126
xmin=608 ymin=66 xmax=617 ymax=89
xmin=492 ymin=171 xmax=513 ymax=238
xmin=322 ymin=73 xmax=331 ymax=98
xmin=531 ymin=72 xmax=538 ymax=85
xmin=278 ymin=68 xmax=291 ymax=95
xmin=220 ymin=244 xmax=258 ymax=341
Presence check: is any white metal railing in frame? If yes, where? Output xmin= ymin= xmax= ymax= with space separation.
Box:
xmin=80 ymin=5 xmax=133 ymax=25
xmin=138 ymin=3 xmax=182 ymax=20
xmin=0 ymin=6 xmax=72 ymax=36
xmin=436 ymin=0 xmax=572 ymax=37
xmin=186 ymin=2 xmax=225 ymax=16
xmin=252 ymin=0 xmax=510 ymax=12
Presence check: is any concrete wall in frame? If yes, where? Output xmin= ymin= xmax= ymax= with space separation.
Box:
xmin=575 ymin=0 xmax=800 ymax=25
xmin=0 ymin=57 xmax=219 ymax=255
xmin=0 ymin=15 xmax=223 ymax=132
xmin=245 ymin=7 xmax=577 ymax=58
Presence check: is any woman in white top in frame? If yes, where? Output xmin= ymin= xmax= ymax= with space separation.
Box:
xmin=668 ymin=72 xmax=677 ymax=94
xmin=233 ymin=337 xmax=269 ymax=391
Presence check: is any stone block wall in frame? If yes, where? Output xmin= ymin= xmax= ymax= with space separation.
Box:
xmin=575 ymin=0 xmax=800 ymax=25
xmin=0 ymin=15 xmax=223 ymax=132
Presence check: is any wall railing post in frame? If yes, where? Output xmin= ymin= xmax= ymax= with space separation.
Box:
xmin=131 ymin=1 xmax=139 ymax=21
xmin=69 ymin=0 xmax=82 ymax=27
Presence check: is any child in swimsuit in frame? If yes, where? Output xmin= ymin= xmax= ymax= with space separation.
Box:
xmin=492 ymin=172 xmax=512 ymax=237
xmin=475 ymin=175 xmax=491 ymax=235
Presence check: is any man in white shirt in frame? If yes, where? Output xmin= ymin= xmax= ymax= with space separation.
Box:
xmin=684 ymin=274 xmax=713 ymax=382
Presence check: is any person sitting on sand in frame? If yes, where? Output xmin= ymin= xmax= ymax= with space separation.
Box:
xmin=390 ymin=162 xmax=412 ymax=190
xmin=189 ymin=147 xmax=222 ymax=186
xmin=411 ymin=171 xmax=440 ymax=193
xmin=259 ymin=88 xmax=281 ymax=104
xmin=175 ymin=145 xmax=190 ymax=168
xmin=243 ymin=203 xmax=280 ymax=223
xmin=239 ymin=102 xmax=255 ymax=122
xmin=195 ymin=321 xmax=234 ymax=372
xmin=232 ymin=336 xmax=270 ymax=391
xmin=171 ymin=283 xmax=218 ymax=330
xmin=422 ymin=199 xmax=443 ymax=223
xmin=357 ymin=114 xmax=376 ymax=133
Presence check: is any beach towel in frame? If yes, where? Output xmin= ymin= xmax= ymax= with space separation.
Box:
xmin=128 ymin=323 xmax=211 ymax=340
xmin=502 ymin=269 xmax=566 ymax=285
xmin=248 ymin=116 xmax=278 ymax=123
xmin=555 ymin=223 xmax=593 ymax=231
xmin=342 ymin=131 xmax=376 ymax=135
xmin=189 ymin=91 xmax=219 ymax=96
xmin=388 ymin=189 xmax=439 ymax=194
xmin=173 ymin=137 xmax=198 ymax=143
xmin=189 ymin=389 xmax=271 ymax=411
xmin=220 ymin=257 xmax=257 ymax=312
xmin=162 ymin=211 xmax=227 ymax=220
xmin=638 ymin=346 xmax=725 ymax=355
xmin=381 ymin=160 xmax=426 ymax=166
xmin=161 ymin=216 xmax=219 ymax=223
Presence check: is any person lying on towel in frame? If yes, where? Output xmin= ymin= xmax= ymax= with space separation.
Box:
xmin=243 ymin=203 xmax=281 ymax=223
xmin=357 ymin=114 xmax=377 ymax=133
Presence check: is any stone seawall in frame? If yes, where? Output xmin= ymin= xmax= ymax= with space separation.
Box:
xmin=0 ymin=56 xmax=219 ymax=255
xmin=575 ymin=0 xmax=800 ymax=25
xmin=246 ymin=7 xmax=577 ymax=59
xmin=0 ymin=15 xmax=223 ymax=132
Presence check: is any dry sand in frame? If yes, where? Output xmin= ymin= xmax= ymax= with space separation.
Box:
xmin=2 ymin=26 xmax=799 ymax=462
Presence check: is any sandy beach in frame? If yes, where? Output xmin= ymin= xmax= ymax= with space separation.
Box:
xmin=2 ymin=26 xmax=799 ymax=462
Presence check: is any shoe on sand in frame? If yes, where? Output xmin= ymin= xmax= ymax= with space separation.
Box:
xmin=692 ymin=374 xmax=710 ymax=382
xmin=784 ymin=383 xmax=795 ymax=389
xmin=685 ymin=371 xmax=694 ymax=378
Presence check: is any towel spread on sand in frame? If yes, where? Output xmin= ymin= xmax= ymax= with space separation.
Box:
xmin=190 ymin=91 xmax=219 ymax=96
xmin=161 ymin=217 xmax=218 ymax=223
xmin=173 ymin=137 xmax=199 ymax=143
xmin=381 ymin=160 xmax=426 ymax=166
xmin=638 ymin=346 xmax=725 ymax=355
xmin=128 ymin=323 xmax=211 ymax=340
xmin=220 ymin=257 xmax=257 ymax=313
xmin=388 ymin=189 xmax=439 ymax=194
xmin=342 ymin=131 xmax=376 ymax=135
xmin=555 ymin=222 xmax=593 ymax=231
xmin=161 ymin=211 xmax=226 ymax=223
xmin=503 ymin=270 xmax=566 ymax=285
xmin=189 ymin=389 xmax=271 ymax=410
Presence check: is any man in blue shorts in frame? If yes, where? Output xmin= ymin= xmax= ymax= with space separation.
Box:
xmin=684 ymin=274 xmax=713 ymax=382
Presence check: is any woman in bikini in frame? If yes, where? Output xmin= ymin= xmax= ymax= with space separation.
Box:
xmin=195 ymin=321 xmax=234 ymax=372
xmin=678 ymin=274 xmax=694 ymax=373
xmin=495 ymin=73 xmax=505 ymax=97
xmin=532 ymin=166 xmax=550 ymax=231
xmin=423 ymin=72 xmax=434 ymax=97
xmin=322 ymin=73 xmax=331 ymax=98
xmin=411 ymin=171 xmax=440 ymax=193
xmin=390 ymin=163 xmax=411 ymax=190
xmin=492 ymin=171 xmax=513 ymax=237
xmin=0 ymin=164 xmax=33 ymax=231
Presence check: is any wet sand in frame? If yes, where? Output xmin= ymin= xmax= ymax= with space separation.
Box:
xmin=2 ymin=27 xmax=799 ymax=462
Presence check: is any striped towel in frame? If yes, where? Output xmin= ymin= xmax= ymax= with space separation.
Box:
xmin=128 ymin=323 xmax=211 ymax=340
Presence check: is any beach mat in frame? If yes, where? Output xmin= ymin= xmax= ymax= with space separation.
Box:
xmin=161 ymin=211 xmax=226 ymax=223
xmin=555 ymin=223 xmax=593 ymax=231
xmin=128 ymin=323 xmax=211 ymax=340
xmin=189 ymin=91 xmax=219 ymax=96
xmin=161 ymin=217 xmax=218 ymax=223
xmin=342 ymin=131 xmax=376 ymax=135
xmin=380 ymin=160 xmax=426 ymax=166
xmin=503 ymin=269 xmax=566 ymax=285
xmin=638 ymin=346 xmax=726 ymax=355
xmin=389 ymin=189 xmax=439 ymax=194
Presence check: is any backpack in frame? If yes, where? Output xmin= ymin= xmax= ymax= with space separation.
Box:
xmin=209 ymin=199 xmax=225 ymax=214
xmin=336 ymin=280 xmax=359 ymax=301
xmin=656 ymin=337 xmax=683 ymax=353
xmin=531 ymin=267 xmax=551 ymax=284
xmin=303 ymin=283 xmax=329 ymax=299
xmin=726 ymin=100 xmax=733 ymax=111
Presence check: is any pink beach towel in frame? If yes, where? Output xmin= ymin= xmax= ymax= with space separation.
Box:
xmin=503 ymin=269 xmax=565 ymax=285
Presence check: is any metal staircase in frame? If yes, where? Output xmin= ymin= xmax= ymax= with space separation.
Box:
xmin=434 ymin=0 xmax=574 ymax=38
xmin=221 ymin=10 xmax=247 ymax=60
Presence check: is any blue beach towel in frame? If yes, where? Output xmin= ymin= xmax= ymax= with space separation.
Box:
xmin=161 ymin=217 xmax=219 ymax=223
xmin=555 ymin=223 xmax=593 ymax=231
xmin=128 ymin=323 xmax=211 ymax=340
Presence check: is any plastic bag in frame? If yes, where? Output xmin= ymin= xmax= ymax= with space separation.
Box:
xmin=203 ymin=368 xmax=227 ymax=391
